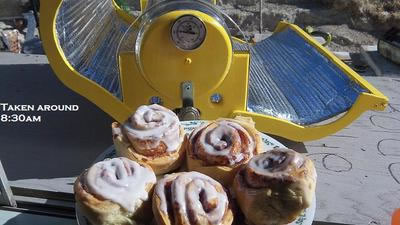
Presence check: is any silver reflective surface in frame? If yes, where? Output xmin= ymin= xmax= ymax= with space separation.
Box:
xmin=247 ymin=29 xmax=366 ymax=125
xmin=56 ymin=0 xmax=130 ymax=99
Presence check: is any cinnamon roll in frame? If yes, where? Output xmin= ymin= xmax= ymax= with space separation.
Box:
xmin=112 ymin=104 xmax=186 ymax=175
xmin=153 ymin=171 xmax=233 ymax=225
xmin=233 ymin=149 xmax=317 ymax=225
xmin=186 ymin=117 xmax=263 ymax=186
xmin=74 ymin=157 xmax=156 ymax=225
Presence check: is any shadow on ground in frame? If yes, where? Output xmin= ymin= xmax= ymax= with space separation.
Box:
xmin=0 ymin=62 xmax=114 ymax=180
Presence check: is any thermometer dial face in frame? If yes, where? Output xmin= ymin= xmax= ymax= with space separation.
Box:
xmin=171 ymin=15 xmax=206 ymax=51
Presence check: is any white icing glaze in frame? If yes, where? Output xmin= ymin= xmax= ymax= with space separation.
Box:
xmin=85 ymin=157 xmax=156 ymax=212
xmin=192 ymin=120 xmax=255 ymax=165
xmin=155 ymin=173 xmax=176 ymax=213
xmin=156 ymin=172 xmax=229 ymax=225
xmin=248 ymin=149 xmax=304 ymax=178
xmin=122 ymin=104 xmax=182 ymax=152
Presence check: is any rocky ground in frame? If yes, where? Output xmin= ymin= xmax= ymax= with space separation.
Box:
xmin=1 ymin=0 xmax=399 ymax=54
xmin=218 ymin=0 xmax=400 ymax=52
xmin=116 ymin=0 xmax=400 ymax=53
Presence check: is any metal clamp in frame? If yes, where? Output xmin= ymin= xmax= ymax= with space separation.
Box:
xmin=177 ymin=81 xmax=200 ymax=121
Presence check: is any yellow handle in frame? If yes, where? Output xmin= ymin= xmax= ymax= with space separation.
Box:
xmin=232 ymin=92 xmax=387 ymax=141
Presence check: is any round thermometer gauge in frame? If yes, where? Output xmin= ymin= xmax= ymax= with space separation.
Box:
xmin=171 ymin=15 xmax=206 ymax=51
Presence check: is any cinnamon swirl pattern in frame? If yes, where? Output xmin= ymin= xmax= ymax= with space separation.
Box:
xmin=233 ymin=149 xmax=317 ymax=225
xmin=74 ymin=157 xmax=156 ymax=225
xmin=186 ymin=118 xmax=263 ymax=185
xmin=113 ymin=104 xmax=186 ymax=175
xmin=153 ymin=172 xmax=233 ymax=225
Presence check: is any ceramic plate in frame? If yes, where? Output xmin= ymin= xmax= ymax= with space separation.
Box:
xmin=77 ymin=120 xmax=315 ymax=225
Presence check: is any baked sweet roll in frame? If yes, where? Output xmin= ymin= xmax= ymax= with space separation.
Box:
xmin=153 ymin=171 xmax=233 ymax=225
xmin=233 ymin=149 xmax=317 ymax=225
xmin=112 ymin=104 xmax=186 ymax=175
xmin=186 ymin=117 xmax=263 ymax=185
xmin=74 ymin=157 xmax=156 ymax=225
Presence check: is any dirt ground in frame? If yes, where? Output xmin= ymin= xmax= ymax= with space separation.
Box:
xmin=219 ymin=0 xmax=400 ymax=52
xmin=322 ymin=0 xmax=400 ymax=28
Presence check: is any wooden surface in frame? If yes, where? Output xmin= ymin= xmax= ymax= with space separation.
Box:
xmin=305 ymin=76 xmax=400 ymax=225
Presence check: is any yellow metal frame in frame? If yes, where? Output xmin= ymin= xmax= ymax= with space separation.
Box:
xmin=140 ymin=0 xmax=147 ymax=11
xmin=138 ymin=11 xmax=233 ymax=99
xmin=41 ymin=1 xmax=388 ymax=141
xmin=40 ymin=0 xmax=242 ymax=124
xmin=119 ymin=10 xmax=249 ymax=120
xmin=232 ymin=22 xmax=388 ymax=141
xmin=112 ymin=0 xmax=136 ymax=24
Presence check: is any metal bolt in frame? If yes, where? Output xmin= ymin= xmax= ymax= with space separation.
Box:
xmin=178 ymin=107 xmax=200 ymax=121
xmin=185 ymin=58 xmax=192 ymax=64
xmin=210 ymin=93 xmax=222 ymax=103
xmin=149 ymin=96 xmax=163 ymax=105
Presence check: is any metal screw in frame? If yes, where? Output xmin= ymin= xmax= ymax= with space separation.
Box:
xmin=149 ymin=96 xmax=163 ymax=105
xmin=185 ymin=58 xmax=192 ymax=64
xmin=210 ymin=93 xmax=222 ymax=103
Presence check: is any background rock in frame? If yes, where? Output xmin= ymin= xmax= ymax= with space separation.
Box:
xmin=216 ymin=0 xmax=394 ymax=52
xmin=0 ymin=0 xmax=397 ymax=54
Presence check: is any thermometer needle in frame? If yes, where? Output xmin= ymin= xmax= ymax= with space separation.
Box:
xmin=179 ymin=30 xmax=197 ymax=35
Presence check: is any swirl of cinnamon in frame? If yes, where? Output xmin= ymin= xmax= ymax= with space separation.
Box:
xmin=154 ymin=172 xmax=232 ymax=225
xmin=233 ymin=149 xmax=316 ymax=225
xmin=120 ymin=104 xmax=183 ymax=157
xmin=244 ymin=148 xmax=314 ymax=188
xmin=83 ymin=157 xmax=156 ymax=212
xmin=188 ymin=119 xmax=258 ymax=166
